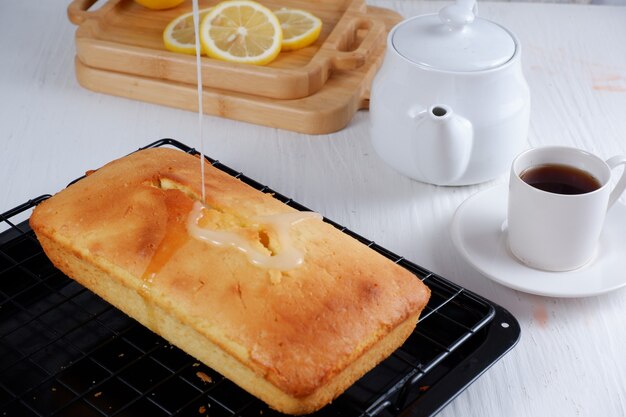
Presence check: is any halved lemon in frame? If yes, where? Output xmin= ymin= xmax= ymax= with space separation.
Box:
xmin=134 ymin=0 xmax=185 ymax=10
xmin=274 ymin=8 xmax=322 ymax=51
xmin=200 ymin=0 xmax=283 ymax=66
xmin=163 ymin=8 xmax=213 ymax=55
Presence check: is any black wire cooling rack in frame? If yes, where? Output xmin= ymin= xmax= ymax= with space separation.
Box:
xmin=0 ymin=139 xmax=520 ymax=417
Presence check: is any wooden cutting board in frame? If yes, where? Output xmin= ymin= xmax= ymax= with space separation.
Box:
xmin=69 ymin=0 xmax=391 ymax=100
xmin=74 ymin=5 xmax=401 ymax=134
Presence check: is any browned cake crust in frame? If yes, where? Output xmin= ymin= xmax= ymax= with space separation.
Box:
xmin=30 ymin=148 xmax=430 ymax=414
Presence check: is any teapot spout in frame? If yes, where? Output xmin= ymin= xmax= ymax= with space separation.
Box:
xmin=410 ymin=104 xmax=473 ymax=185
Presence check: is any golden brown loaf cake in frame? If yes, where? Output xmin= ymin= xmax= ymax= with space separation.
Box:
xmin=30 ymin=148 xmax=430 ymax=415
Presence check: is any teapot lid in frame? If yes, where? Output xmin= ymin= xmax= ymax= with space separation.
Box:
xmin=391 ymin=0 xmax=516 ymax=72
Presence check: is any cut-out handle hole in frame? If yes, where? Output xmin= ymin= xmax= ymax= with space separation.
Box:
xmin=337 ymin=20 xmax=373 ymax=52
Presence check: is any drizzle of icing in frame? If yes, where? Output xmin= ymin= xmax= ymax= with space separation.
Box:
xmin=186 ymin=201 xmax=322 ymax=271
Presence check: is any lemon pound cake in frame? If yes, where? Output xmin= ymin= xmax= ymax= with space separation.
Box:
xmin=30 ymin=148 xmax=431 ymax=415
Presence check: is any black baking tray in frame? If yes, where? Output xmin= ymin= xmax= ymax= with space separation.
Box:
xmin=0 ymin=139 xmax=520 ymax=417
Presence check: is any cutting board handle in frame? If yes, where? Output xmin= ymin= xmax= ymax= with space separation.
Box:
xmin=323 ymin=17 xmax=386 ymax=71
xmin=68 ymin=0 xmax=122 ymax=25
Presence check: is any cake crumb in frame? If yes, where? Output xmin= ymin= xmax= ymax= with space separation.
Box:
xmin=419 ymin=385 xmax=430 ymax=392
xmin=94 ymin=392 xmax=102 ymax=398
xmin=51 ymin=387 xmax=57 ymax=392
xmin=198 ymin=405 xmax=207 ymax=413
xmin=118 ymin=353 xmax=125 ymax=358
xmin=268 ymin=269 xmax=282 ymax=285
xmin=196 ymin=371 xmax=212 ymax=384
xmin=192 ymin=362 xmax=200 ymax=367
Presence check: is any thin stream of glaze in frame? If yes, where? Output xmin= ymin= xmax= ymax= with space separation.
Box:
xmin=191 ymin=0 xmax=206 ymax=203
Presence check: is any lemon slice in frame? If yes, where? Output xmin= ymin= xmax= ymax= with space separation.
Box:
xmin=134 ymin=0 xmax=185 ymax=10
xmin=274 ymin=8 xmax=322 ymax=51
xmin=200 ymin=0 xmax=283 ymax=66
xmin=163 ymin=8 xmax=213 ymax=55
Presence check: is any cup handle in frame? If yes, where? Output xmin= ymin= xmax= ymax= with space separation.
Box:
xmin=607 ymin=155 xmax=626 ymax=209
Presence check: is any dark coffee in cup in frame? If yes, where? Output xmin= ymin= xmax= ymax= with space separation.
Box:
xmin=520 ymin=163 xmax=601 ymax=195
xmin=509 ymin=146 xmax=626 ymax=271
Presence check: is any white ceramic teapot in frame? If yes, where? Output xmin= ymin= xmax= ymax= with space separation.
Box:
xmin=370 ymin=0 xmax=530 ymax=186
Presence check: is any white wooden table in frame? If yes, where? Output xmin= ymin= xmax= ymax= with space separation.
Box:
xmin=1 ymin=1 xmax=625 ymax=416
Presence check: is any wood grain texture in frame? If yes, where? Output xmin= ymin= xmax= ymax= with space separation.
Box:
xmin=71 ymin=0 xmax=387 ymax=99
xmin=1 ymin=1 xmax=625 ymax=417
xmin=69 ymin=0 xmax=401 ymax=133
xmin=72 ymin=6 xmax=401 ymax=134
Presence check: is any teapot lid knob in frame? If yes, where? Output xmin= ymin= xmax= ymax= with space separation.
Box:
xmin=439 ymin=0 xmax=477 ymax=30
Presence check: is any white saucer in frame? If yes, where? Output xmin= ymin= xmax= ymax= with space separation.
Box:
xmin=450 ymin=184 xmax=626 ymax=298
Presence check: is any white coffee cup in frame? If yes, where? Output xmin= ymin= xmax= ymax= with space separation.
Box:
xmin=507 ymin=146 xmax=626 ymax=271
